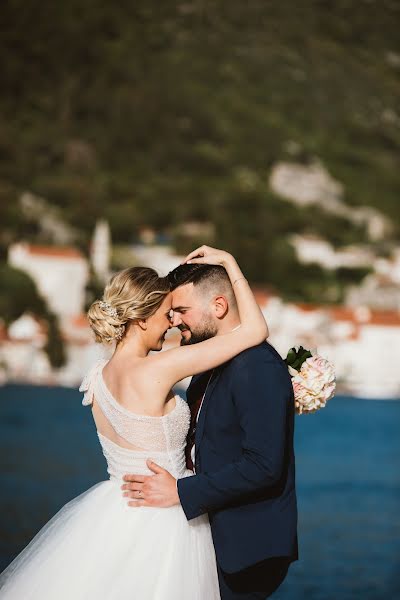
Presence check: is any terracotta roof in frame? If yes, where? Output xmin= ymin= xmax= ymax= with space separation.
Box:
xmin=294 ymin=302 xmax=323 ymax=313
xmin=70 ymin=314 xmax=89 ymax=328
xmin=327 ymin=307 xmax=400 ymax=326
xmin=61 ymin=335 xmax=92 ymax=346
xmin=367 ymin=311 xmax=400 ymax=326
xmin=349 ymin=329 xmax=360 ymax=341
xmin=327 ymin=307 xmax=357 ymax=322
xmin=253 ymin=290 xmax=273 ymax=306
xmin=287 ymin=303 xmax=400 ymax=327
xmin=25 ymin=244 xmax=84 ymax=259
xmin=0 ymin=323 xmax=9 ymax=342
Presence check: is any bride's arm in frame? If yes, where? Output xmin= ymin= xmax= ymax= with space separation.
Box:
xmin=149 ymin=246 xmax=269 ymax=387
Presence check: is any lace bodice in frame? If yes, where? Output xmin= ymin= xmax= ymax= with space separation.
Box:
xmin=79 ymin=359 xmax=191 ymax=481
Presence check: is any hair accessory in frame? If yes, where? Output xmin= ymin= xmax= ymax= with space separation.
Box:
xmin=114 ymin=325 xmax=125 ymax=341
xmin=99 ymin=300 xmax=118 ymax=319
xmin=99 ymin=301 xmax=125 ymax=342
xmin=103 ymin=325 xmax=125 ymax=343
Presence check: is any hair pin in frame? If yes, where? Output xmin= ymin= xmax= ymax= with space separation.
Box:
xmin=99 ymin=300 xmax=118 ymax=319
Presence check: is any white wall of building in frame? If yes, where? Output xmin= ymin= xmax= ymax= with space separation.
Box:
xmin=8 ymin=243 xmax=89 ymax=318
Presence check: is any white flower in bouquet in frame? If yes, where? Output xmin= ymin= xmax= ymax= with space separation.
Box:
xmin=285 ymin=347 xmax=336 ymax=415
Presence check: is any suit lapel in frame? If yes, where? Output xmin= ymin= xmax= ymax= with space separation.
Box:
xmin=195 ymin=368 xmax=221 ymax=455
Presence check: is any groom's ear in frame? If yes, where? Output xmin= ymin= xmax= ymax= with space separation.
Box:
xmin=213 ymin=295 xmax=229 ymax=319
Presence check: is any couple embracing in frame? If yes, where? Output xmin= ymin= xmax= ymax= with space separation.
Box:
xmin=0 ymin=246 xmax=298 ymax=600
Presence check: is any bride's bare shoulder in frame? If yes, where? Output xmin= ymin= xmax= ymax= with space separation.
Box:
xmin=124 ymin=354 xmax=180 ymax=400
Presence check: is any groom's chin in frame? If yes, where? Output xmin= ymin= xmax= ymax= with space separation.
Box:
xmin=179 ymin=330 xmax=192 ymax=345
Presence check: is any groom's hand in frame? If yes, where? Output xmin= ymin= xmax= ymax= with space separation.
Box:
xmin=121 ymin=460 xmax=180 ymax=508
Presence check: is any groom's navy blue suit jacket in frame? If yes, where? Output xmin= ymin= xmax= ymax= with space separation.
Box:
xmin=177 ymin=341 xmax=298 ymax=574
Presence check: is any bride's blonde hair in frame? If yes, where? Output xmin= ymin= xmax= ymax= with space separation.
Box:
xmin=88 ymin=267 xmax=170 ymax=344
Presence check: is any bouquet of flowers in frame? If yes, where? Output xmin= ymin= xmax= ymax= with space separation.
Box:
xmin=285 ymin=346 xmax=336 ymax=415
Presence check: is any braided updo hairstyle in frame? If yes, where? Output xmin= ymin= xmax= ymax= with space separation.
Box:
xmin=87 ymin=267 xmax=170 ymax=344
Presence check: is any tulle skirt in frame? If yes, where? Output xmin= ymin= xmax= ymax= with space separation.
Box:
xmin=0 ymin=480 xmax=220 ymax=599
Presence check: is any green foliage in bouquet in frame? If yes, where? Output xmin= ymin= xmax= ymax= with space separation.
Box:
xmin=284 ymin=346 xmax=312 ymax=372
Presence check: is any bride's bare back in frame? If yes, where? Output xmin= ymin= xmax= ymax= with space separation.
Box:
xmin=90 ymin=358 xmax=178 ymax=452
xmin=80 ymin=359 xmax=190 ymax=478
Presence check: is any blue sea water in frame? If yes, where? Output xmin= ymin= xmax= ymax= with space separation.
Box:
xmin=0 ymin=385 xmax=399 ymax=599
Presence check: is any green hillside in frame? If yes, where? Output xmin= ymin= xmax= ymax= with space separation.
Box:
xmin=1 ymin=0 xmax=399 ymax=301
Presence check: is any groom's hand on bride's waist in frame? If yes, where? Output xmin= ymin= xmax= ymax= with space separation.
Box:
xmin=121 ymin=460 xmax=180 ymax=508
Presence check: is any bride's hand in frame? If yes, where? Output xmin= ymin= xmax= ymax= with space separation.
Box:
xmin=183 ymin=245 xmax=233 ymax=268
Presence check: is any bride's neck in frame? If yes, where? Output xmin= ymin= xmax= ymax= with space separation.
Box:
xmin=114 ymin=327 xmax=150 ymax=360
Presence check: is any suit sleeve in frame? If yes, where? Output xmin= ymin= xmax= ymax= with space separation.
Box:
xmin=177 ymin=355 xmax=292 ymax=520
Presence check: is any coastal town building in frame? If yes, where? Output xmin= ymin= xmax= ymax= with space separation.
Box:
xmin=264 ymin=298 xmax=400 ymax=399
xmin=1 ymin=288 xmax=399 ymax=398
xmin=8 ymin=243 xmax=89 ymax=318
xmin=1 ymin=243 xmax=400 ymax=398
xmin=290 ymin=235 xmax=374 ymax=270
xmin=0 ymin=314 xmax=50 ymax=383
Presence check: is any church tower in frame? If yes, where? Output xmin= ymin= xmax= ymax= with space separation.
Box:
xmin=91 ymin=219 xmax=111 ymax=283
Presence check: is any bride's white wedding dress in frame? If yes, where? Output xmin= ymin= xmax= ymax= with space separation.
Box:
xmin=0 ymin=359 xmax=220 ymax=599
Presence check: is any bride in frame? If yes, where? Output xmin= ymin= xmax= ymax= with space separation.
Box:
xmin=0 ymin=246 xmax=268 ymax=599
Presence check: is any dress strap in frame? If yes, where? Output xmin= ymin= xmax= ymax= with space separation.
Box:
xmin=79 ymin=359 xmax=109 ymax=406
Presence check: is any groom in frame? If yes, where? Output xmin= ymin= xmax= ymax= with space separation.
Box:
xmin=122 ymin=263 xmax=298 ymax=599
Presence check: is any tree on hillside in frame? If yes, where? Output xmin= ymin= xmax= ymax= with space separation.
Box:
xmin=0 ymin=264 xmax=66 ymax=368
xmin=44 ymin=312 xmax=67 ymax=369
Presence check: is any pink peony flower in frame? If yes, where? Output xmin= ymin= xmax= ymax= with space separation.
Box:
xmin=290 ymin=355 xmax=336 ymax=414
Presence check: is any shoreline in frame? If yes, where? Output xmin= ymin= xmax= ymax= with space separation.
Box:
xmin=0 ymin=379 xmax=399 ymax=402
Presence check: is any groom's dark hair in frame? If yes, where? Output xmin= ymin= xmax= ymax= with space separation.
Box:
xmin=167 ymin=264 xmax=236 ymax=307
